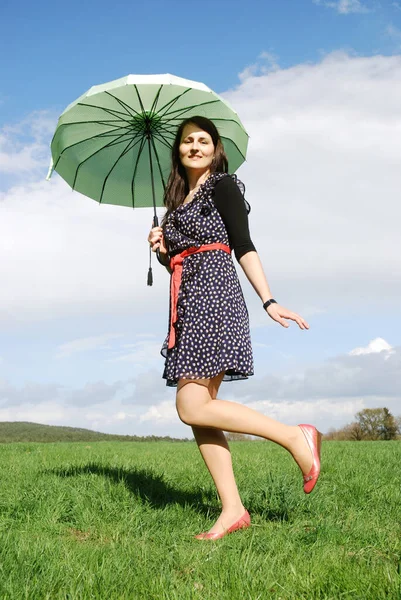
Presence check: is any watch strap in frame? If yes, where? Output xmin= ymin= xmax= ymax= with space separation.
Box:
xmin=263 ymin=299 xmax=277 ymax=310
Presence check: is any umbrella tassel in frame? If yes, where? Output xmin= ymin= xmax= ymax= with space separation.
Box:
xmin=147 ymin=246 xmax=153 ymax=286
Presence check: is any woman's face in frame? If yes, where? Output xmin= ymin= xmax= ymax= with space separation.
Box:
xmin=179 ymin=123 xmax=215 ymax=173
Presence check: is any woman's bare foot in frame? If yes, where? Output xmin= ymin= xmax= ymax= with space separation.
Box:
xmin=205 ymin=504 xmax=247 ymax=535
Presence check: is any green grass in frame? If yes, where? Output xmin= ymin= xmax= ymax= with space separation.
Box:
xmin=0 ymin=440 xmax=400 ymax=599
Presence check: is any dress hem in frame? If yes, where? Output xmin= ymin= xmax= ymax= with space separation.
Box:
xmin=162 ymin=370 xmax=254 ymax=388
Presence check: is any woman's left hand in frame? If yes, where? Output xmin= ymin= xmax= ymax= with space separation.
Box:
xmin=266 ymin=303 xmax=310 ymax=330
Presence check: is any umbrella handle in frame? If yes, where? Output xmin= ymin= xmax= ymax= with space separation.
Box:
xmin=147 ymin=214 xmax=167 ymax=286
xmin=152 ymin=215 xmax=166 ymax=266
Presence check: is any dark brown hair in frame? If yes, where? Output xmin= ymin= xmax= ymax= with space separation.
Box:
xmin=161 ymin=116 xmax=228 ymax=229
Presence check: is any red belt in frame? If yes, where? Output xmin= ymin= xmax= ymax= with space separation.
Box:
xmin=168 ymin=243 xmax=231 ymax=349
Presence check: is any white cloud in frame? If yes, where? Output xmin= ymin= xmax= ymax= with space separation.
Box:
xmin=136 ymin=338 xmax=401 ymax=432
xmin=119 ymin=368 xmax=170 ymax=407
xmin=56 ymin=333 xmax=124 ymax=358
xmin=107 ymin=339 xmax=162 ymax=364
xmin=349 ymin=337 xmax=395 ymax=356
xmin=134 ymin=333 xmax=158 ymax=339
xmin=139 ymin=399 xmax=176 ymax=424
xmin=249 ymin=340 xmax=400 ymax=401
xmin=2 ymin=52 xmax=401 ymax=327
xmin=0 ymin=379 xmax=63 ymax=407
xmin=223 ymin=51 xmax=401 ymax=320
xmin=0 ymin=401 xmax=69 ymax=425
xmin=0 ymin=365 xmax=169 ymax=411
xmin=392 ymin=2 xmax=401 ymax=11
xmin=313 ymin=0 xmax=371 ymax=13
xmin=0 ymin=338 xmax=399 ymax=434
xmin=2 ymin=52 xmax=401 ymax=436
xmin=238 ymin=52 xmax=280 ymax=82
xmin=246 ymin=397 xmax=366 ymax=432
xmin=63 ymin=380 xmax=125 ymax=407
xmin=0 ymin=378 xmax=125 ymax=408
xmin=0 ymin=176 xmax=169 ymax=324
xmin=0 ymin=111 xmax=57 ymax=175
xmin=114 ymin=411 xmax=129 ymax=420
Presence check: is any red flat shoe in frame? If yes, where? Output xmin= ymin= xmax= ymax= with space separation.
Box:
xmin=298 ymin=424 xmax=322 ymax=494
xmin=195 ymin=510 xmax=251 ymax=540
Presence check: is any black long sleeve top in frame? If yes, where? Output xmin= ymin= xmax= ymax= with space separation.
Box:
xmin=213 ymin=175 xmax=257 ymax=262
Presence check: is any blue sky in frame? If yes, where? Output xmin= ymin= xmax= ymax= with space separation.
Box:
xmin=1 ymin=0 xmax=400 ymax=436
xmin=1 ymin=0 xmax=400 ymax=123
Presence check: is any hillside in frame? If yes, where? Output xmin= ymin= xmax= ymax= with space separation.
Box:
xmin=0 ymin=421 xmax=189 ymax=443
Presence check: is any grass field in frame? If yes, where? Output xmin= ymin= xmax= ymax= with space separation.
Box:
xmin=0 ymin=440 xmax=400 ymax=599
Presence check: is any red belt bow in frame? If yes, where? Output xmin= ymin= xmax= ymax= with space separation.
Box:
xmin=168 ymin=243 xmax=231 ymax=349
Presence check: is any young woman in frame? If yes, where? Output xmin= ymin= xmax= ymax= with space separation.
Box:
xmin=147 ymin=116 xmax=321 ymax=540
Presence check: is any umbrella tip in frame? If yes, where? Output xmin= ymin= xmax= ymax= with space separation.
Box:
xmin=45 ymin=158 xmax=54 ymax=181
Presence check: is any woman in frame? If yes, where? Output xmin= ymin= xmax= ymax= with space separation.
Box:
xmin=147 ymin=116 xmax=321 ymax=540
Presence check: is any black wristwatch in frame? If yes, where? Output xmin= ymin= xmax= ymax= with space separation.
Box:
xmin=263 ymin=299 xmax=277 ymax=310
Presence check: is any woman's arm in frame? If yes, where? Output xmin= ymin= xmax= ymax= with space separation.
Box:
xmin=158 ymin=250 xmax=172 ymax=275
xmin=213 ymin=176 xmax=308 ymax=329
xmin=213 ymin=176 xmax=256 ymax=262
xmin=238 ymin=250 xmax=273 ymax=304
xmin=239 ymin=250 xmax=309 ymax=330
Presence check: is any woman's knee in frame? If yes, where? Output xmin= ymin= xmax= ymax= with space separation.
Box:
xmin=176 ymin=404 xmax=193 ymax=426
xmin=176 ymin=379 xmax=209 ymax=425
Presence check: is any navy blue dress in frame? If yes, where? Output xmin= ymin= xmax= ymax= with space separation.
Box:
xmin=160 ymin=172 xmax=254 ymax=387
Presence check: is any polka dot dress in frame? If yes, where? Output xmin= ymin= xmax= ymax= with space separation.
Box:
xmin=160 ymin=172 xmax=254 ymax=387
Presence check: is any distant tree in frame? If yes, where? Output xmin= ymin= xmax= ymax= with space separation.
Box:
xmin=344 ymin=422 xmax=365 ymax=441
xmin=324 ymin=408 xmax=400 ymax=441
xmin=355 ymin=408 xmax=382 ymax=440
xmin=380 ymin=408 xmax=398 ymax=440
xmin=323 ymin=427 xmax=338 ymax=441
xmin=355 ymin=408 xmax=398 ymax=441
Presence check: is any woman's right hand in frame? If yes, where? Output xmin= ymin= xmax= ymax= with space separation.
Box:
xmin=147 ymin=226 xmax=168 ymax=255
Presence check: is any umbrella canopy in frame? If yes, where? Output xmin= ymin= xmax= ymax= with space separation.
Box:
xmin=46 ymin=73 xmax=249 ymax=214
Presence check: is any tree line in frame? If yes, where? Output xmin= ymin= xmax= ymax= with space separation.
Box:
xmin=0 ymin=421 xmax=191 ymax=443
xmin=224 ymin=408 xmax=401 ymax=442
xmin=324 ymin=408 xmax=400 ymax=441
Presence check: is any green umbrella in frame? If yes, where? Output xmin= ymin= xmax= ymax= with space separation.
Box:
xmin=46 ymin=73 xmax=249 ymax=283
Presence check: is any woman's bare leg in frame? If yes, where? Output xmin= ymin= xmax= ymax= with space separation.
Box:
xmin=190 ymin=372 xmax=246 ymax=534
xmin=177 ymin=376 xmax=314 ymax=479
